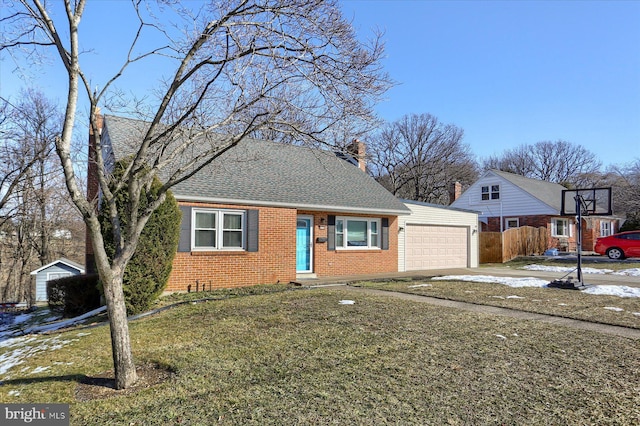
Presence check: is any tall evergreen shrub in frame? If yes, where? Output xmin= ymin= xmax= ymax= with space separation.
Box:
xmin=99 ymin=160 xmax=181 ymax=314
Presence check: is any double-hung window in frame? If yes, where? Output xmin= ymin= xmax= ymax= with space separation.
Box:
xmin=600 ymin=221 xmax=612 ymax=237
xmin=481 ymin=185 xmax=500 ymax=201
xmin=192 ymin=209 xmax=244 ymax=250
xmin=551 ymin=218 xmax=570 ymax=237
xmin=335 ymin=217 xmax=380 ymax=249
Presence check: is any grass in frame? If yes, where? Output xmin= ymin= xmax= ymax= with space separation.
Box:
xmin=354 ymin=279 xmax=640 ymax=329
xmin=1 ymin=285 xmax=639 ymax=425
xmin=355 ymin=258 xmax=640 ymax=329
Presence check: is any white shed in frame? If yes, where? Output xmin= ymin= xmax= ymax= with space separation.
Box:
xmin=30 ymin=258 xmax=85 ymax=302
xmin=398 ymin=200 xmax=479 ymax=272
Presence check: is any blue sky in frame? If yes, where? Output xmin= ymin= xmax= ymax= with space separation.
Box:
xmin=342 ymin=0 xmax=640 ymax=167
xmin=1 ymin=0 xmax=638 ymax=168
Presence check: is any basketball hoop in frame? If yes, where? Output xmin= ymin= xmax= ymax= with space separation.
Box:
xmin=550 ymin=187 xmax=613 ymax=289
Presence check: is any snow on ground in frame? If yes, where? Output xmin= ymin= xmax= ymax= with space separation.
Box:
xmin=0 ymin=334 xmax=82 ymax=379
xmin=612 ymin=268 xmax=640 ymax=276
xmin=433 ymin=275 xmax=550 ymax=288
xmin=522 ymin=264 xmax=613 ymax=274
xmin=432 ymin=264 xmax=640 ymax=298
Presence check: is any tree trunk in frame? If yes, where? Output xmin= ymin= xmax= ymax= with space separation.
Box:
xmin=102 ymin=271 xmax=138 ymax=389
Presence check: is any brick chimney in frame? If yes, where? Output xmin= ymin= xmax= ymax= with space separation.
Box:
xmin=85 ymin=109 xmax=104 ymax=273
xmin=449 ymin=181 xmax=462 ymax=204
xmin=347 ymin=139 xmax=366 ymax=172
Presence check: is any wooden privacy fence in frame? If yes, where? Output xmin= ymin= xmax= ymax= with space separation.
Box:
xmin=480 ymin=226 xmax=548 ymax=263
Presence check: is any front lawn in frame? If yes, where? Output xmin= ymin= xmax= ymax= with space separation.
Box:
xmin=1 ymin=288 xmax=639 ymax=425
xmin=354 ymin=278 xmax=640 ymax=329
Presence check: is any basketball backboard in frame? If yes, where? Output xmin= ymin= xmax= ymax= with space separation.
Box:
xmin=560 ymin=187 xmax=612 ymax=216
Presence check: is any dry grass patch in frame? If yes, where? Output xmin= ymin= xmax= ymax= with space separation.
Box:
xmin=354 ymin=279 xmax=640 ymax=329
xmin=1 ymin=289 xmax=639 ymax=425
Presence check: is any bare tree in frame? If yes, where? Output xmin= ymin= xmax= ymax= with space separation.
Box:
xmin=1 ymin=0 xmax=390 ymax=389
xmin=368 ymin=113 xmax=478 ymax=204
xmin=605 ymin=159 xmax=640 ymax=224
xmin=482 ymin=140 xmax=602 ymax=186
xmin=0 ymin=89 xmax=66 ymax=303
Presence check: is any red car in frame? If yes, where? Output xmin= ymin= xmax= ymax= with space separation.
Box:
xmin=595 ymin=231 xmax=640 ymax=259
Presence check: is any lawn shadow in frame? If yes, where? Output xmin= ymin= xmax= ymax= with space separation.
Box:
xmin=2 ymin=363 xmax=174 ymax=402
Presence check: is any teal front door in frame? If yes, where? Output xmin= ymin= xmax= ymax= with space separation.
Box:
xmin=296 ymin=216 xmax=312 ymax=272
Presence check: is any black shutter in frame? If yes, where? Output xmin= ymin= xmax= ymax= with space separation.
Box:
xmin=381 ymin=217 xmax=389 ymax=250
xmin=178 ymin=206 xmax=192 ymax=252
xmin=327 ymin=215 xmax=336 ymax=250
xmin=246 ymin=209 xmax=259 ymax=252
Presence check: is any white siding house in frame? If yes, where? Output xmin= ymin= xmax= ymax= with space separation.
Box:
xmin=398 ymin=200 xmax=479 ymax=271
xmin=450 ymin=170 xmax=563 ymax=231
xmin=30 ymin=258 xmax=85 ymax=302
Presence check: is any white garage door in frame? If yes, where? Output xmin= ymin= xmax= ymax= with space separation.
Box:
xmin=405 ymin=225 xmax=468 ymax=270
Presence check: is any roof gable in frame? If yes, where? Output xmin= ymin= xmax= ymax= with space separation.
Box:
xmin=488 ymin=170 xmax=567 ymax=211
xmin=30 ymin=258 xmax=85 ymax=275
xmin=102 ymin=115 xmax=409 ymax=215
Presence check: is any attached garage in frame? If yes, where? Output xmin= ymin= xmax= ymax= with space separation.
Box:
xmin=399 ymin=200 xmax=479 ymax=272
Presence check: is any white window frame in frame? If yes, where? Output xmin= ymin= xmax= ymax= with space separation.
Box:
xmin=191 ymin=208 xmax=245 ymax=251
xmin=335 ymin=217 xmax=381 ymax=249
xmin=551 ymin=218 xmax=571 ymax=237
xmin=600 ymin=221 xmax=613 ymax=237
xmin=481 ymin=184 xmax=500 ymax=201
xmin=505 ymin=218 xmax=519 ymax=229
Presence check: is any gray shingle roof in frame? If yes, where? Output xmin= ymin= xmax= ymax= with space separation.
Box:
xmin=102 ymin=115 xmax=409 ymax=215
xmin=490 ymin=169 xmax=567 ymax=211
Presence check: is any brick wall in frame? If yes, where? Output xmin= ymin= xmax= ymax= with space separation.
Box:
xmin=298 ymin=210 xmax=399 ymax=277
xmin=167 ymin=202 xmax=297 ymax=292
xmin=167 ymin=205 xmax=399 ymax=292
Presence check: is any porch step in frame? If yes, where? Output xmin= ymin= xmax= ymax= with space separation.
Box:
xmin=296 ymin=273 xmax=318 ymax=280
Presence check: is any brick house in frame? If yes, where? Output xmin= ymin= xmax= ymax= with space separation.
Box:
xmin=88 ymin=115 xmax=410 ymax=292
xmin=449 ymin=170 xmax=619 ymax=253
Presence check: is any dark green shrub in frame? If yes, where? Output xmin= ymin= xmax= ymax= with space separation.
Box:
xmin=47 ymin=274 xmax=101 ymax=317
xmin=619 ymin=214 xmax=640 ymax=232
xmin=99 ymin=160 xmax=181 ymax=315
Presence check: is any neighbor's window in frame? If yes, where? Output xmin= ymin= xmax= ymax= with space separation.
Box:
xmin=481 ymin=185 xmax=500 ymax=200
xmin=335 ymin=217 xmax=381 ymax=249
xmin=551 ymin=218 xmax=570 ymax=237
xmin=600 ymin=221 xmax=613 ymax=237
xmin=505 ymin=218 xmax=519 ymax=229
xmin=193 ymin=209 xmax=244 ymax=250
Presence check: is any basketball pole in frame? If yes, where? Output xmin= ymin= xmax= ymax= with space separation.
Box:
xmin=575 ymin=195 xmax=584 ymax=287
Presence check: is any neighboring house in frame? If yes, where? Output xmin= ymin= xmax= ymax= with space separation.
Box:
xmin=30 ymin=258 xmax=85 ymax=302
xmin=450 ymin=170 xmax=619 ymax=253
xmin=87 ymin=115 xmax=411 ymax=292
xmin=398 ymin=200 xmax=479 ymax=271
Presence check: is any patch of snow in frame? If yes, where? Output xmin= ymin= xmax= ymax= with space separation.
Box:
xmin=494 ymin=334 xmax=507 ymax=339
xmin=506 ymin=295 xmax=525 ymax=299
xmin=30 ymin=366 xmax=51 ymax=374
xmin=432 ymin=273 xmax=640 ymax=298
xmin=338 ymin=300 xmax=355 ymax=305
xmin=408 ymin=283 xmax=432 ymax=288
xmin=20 ymin=306 xmax=106 ymax=335
xmin=603 ymin=307 xmax=624 ymax=312
xmin=611 ymin=268 xmax=640 ymax=277
xmin=7 ymin=390 xmax=20 ymax=396
xmin=632 ymin=312 xmax=640 ymax=317
xmin=522 ymin=265 xmax=613 ymax=274
xmin=433 ymin=275 xmax=549 ymax=288
xmin=0 ymin=335 xmax=76 ymax=378
xmin=558 ymin=303 xmax=568 ymax=306
xmin=582 ymin=286 xmax=640 ymax=298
